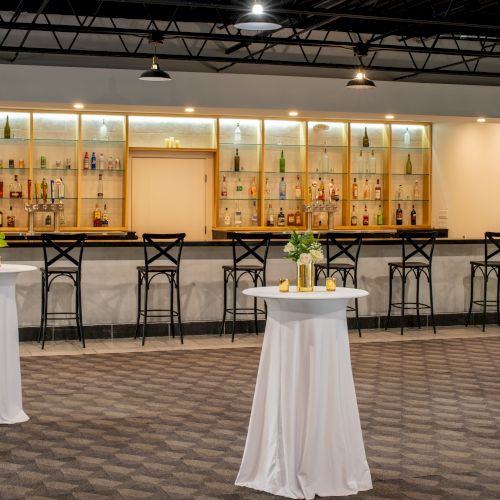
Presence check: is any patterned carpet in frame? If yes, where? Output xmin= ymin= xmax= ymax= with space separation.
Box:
xmin=1 ymin=338 xmax=500 ymax=499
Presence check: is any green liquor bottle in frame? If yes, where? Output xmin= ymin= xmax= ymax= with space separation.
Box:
xmin=405 ymin=153 xmax=413 ymax=175
xmin=279 ymin=150 xmax=285 ymax=173
xmin=234 ymin=148 xmax=240 ymax=172
xmin=362 ymin=127 xmax=369 ymax=147
xmin=377 ymin=205 xmax=383 ymax=225
xmin=4 ymin=115 xmax=10 ymax=139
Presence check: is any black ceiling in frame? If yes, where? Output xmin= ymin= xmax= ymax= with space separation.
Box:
xmin=1 ymin=0 xmax=500 ymax=84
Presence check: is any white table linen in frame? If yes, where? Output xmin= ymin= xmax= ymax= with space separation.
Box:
xmin=235 ymin=286 xmax=372 ymax=499
xmin=0 ymin=264 xmax=37 ymax=424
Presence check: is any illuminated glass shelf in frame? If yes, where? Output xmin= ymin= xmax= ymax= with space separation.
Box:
xmin=0 ymin=138 xmax=30 ymax=142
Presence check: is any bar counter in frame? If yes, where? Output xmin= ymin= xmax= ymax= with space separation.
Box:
xmin=1 ymin=228 xmax=490 ymax=341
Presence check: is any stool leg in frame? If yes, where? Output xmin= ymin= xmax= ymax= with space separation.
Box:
xmin=142 ymin=282 xmax=149 ymax=346
xmin=76 ymin=277 xmax=85 ymax=348
xmin=75 ymin=281 xmax=82 ymax=343
xmin=170 ymin=278 xmax=175 ymax=339
xmin=135 ymin=271 xmax=142 ymax=339
xmin=353 ymin=271 xmax=361 ymax=337
xmin=220 ymin=271 xmax=228 ymax=336
xmin=497 ymin=271 xmax=500 ymax=327
xmin=176 ymin=276 xmax=184 ymax=344
xmin=401 ymin=272 xmax=406 ymax=336
xmin=466 ymin=264 xmax=475 ymax=327
xmin=38 ymin=275 xmax=45 ymax=343
xmin=483 ymin=267 xmax=488 ymax=332
xmin=428 ymin=269 xmax=436 ymax=334
xmin=385 ymin=266 xmax=394 ymax=331
xmin=416 ymin=269 xmax=421 ymax=329
xmin=41 ymin=277 xmax=49 ymax=349
xmin=253 ymin=273 xmax=259 ymax=336
xmin=232 ymin=274 xmax=237 ymax=342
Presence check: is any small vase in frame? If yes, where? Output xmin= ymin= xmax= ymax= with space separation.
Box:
xmin=297 ymin=262 xmax=314 ymax=292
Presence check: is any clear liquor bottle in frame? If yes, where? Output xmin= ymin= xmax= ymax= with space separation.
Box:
xmin=235 ymin=203 xmax=242 ymax=226
xmin=251 ymin=201 xmax=258 ymax=226
xmin=99 ymin=153 xmax=105 ymax=170
xmin=7 ymin=206 xmax=14 ymax=227
xmin=97 ymin=174 xmax=104 ymax=198
xmin=279 ymin=177 xmax=286 ymax=200
xmin=413 ymin=180 xmax=420 ymax=200
xmin=352 ymin=177 xmax=358 ymax=200
xmin=234 ymin=122 xmax=241 ymax=145
xmin=403 ymin=127 xmax=411 ymax=147
xmin=9 ymin=174 xmax=22 ymax=198
xmin=223 ymin=207 xmax=231 ymax=226
xmin=221 ymin=175 xmax=228 ymax=199
xmin=295 ymin=176 xmax=302 ymax=199
xmin=266 ymin=204 xmax=275 ymax=226
xmin=321 ymin=146 xmax=329 ymax=172
xmin=363 ymin=179 xmax=370 ymax=200
xmin=351 ymin=205 xmax=358 ymax=226
xmin=369 ymin=150 xmax=377 ymax=173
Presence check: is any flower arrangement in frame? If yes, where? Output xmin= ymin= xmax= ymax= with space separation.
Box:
xmin=284 ymin=231 xmax=324 ymax=264
xmin=0 ymin=233 xmax=7 ymax=249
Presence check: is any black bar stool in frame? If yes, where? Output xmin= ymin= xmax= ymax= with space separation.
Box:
xmin=315 ymin=232 xmax=363 ymax=336
xmin=135 ymin=233 xmax=186 ymax=346
xmin=465 ymin=232 xmax=500 ymax=331
xmin=385 ymin=231 xmax=437 ymax=335
xmin=39 ymin=233 xmax=87 ymax=349
xmin=220 ymin=232 xmax=272 ymax=342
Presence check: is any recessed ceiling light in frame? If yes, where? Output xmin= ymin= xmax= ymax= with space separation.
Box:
xmin=73 ymin=103 xmax=84 ymax=109
xmin=185 ymin=107 xmax=195 ymax=113
xmin=477 ymin=117 xmax=486 ymax=123
xmin=385 ymin=114 xmax=395 ymax=120
xmin=288 ymin=111 xmax=299 ymax=117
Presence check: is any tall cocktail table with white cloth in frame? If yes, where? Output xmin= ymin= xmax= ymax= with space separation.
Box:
xmin=235 ymin=285 xmax=372 ymax=499
xmin=0 ymin=264 xmax=37 ymax=424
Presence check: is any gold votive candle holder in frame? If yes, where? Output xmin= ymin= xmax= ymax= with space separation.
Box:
xmin=326 ymin=277 xmax=336 ymax=291
xmin=279 ymin=278 xmax=290 ymax=292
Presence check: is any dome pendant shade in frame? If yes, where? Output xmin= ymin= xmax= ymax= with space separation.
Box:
xmin=234 ymin=12 xmax=282 ymax=31
xmin=139 ymin=55 xmax=171 ymax=81
xmin=346 ymin=72 xmax=376 ymax=89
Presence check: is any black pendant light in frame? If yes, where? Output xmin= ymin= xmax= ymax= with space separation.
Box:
xmin=139 ymin=42 xmax=171 ymax=82
xmin=346 ymin=71 xmax=376 ymax=89
xmin=234 ymin=1 xmax=282 ymax=31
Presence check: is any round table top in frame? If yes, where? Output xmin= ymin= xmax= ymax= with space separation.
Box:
xmin=243 ymin=286 xmax=369 ymax=300
xmin=0 ymin=264 xmax=37 ymax=275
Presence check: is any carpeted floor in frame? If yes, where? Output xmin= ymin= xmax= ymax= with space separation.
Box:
xmin=1 ymin=338 xmax=500 ymax=499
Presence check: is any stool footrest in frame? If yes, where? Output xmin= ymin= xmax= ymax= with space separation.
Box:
xmin=391 ymin=302 xmax=431 ymax=310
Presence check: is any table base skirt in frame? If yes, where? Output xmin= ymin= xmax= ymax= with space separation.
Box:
xmin=235 ymin=298 xmax=372 ymax=499
xmin=0 ymin=410 xmax=29 ymax=425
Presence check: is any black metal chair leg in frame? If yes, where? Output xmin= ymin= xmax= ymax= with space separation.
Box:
xmin=466 ymin=264 xmax=475 ymax=327
xmin=353 ymin=272 xmax=361 ymax=337
xmin=41 ymin=280 xmax=49 ymax=349
xmin=176 ymin=278 xmax=184 ymax=344
xmin=401 ymin=274 xmax=406 ymax=336
xmin=483 ymin=268 xmax=488 ymax=332
xmin=428 ymin=270 xmax=436 ymax=334
xmin=38 ymin=275 xmax=45 ymax=343
xmin=496 ymin=272 xmax=500 ymax=327
xmin=135 ymin=271 xmax=142 ymax=339
xmin=416 ymin=270 xmax=421 ymax=329
xmin=220 ymin=271 xmax=228 ymax=336
xmin=170 ymin=279 xmax=175 ymax=338
xmin=385 ymin=267 xmax=394 ymax=330
xmin=253 ymin=274 xmax=259 ymax=335
xmin=142 ymin=284 xmax=149 ymax=346
xmin=75 ymin=281 xmax=82 ymax=342
xmin=232 ymin=274 xmax=237 ymax=343
xmin=77 ymin=277 xmax=85 ymax=348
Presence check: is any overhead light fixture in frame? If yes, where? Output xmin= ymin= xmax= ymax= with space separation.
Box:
xmin=385 ymin=114 xmax=395 ymax=119
xmin=139 ymin=38 xmax=171 ymax=82
xmin=346 ymin=71 xmax=376 ymax=89
xmin=234 ymin=1 xmax=282 ymax=31
xmin=185 ymin=107 xmax=195 ymax=113
xmin=73 ymin=103 xmax=85 ymax=109
xmin=288 ymin=111 xmax=298 ymax=117
xmin=477 ymin=117 xmax=486 ymax=123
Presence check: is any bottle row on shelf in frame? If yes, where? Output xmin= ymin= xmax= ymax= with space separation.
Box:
xmin=349 ymin=203 xmax=418 ymax=226
xmin=0 ymin=153 xmax=123 ymax=171
xmin=220 ymin=203 xmax=303 ymax=228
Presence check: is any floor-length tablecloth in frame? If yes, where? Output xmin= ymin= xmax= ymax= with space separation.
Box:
xmin=235 ymin=286 xmax=372 ymax=499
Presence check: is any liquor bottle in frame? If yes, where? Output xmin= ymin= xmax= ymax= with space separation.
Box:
xmin=97 ymin=174 xmax=104 ymax=198
xmin=0 ymin=208 xmax=3 ymax=227
xmin=279 ymin=177 xmax=286 ymax=200
xmin=99 ymin=119 xmax=108 ymax=141
xmin=234 ymin=122 xmax=241 ymax=145
xmin=321 ymin=146 xmax=329 ymax=172
xmin=99 ymin=153 xmax=105 ymax=170
xmin=93 ymin=204 xmax=102 ymax=227
xmin=102 ymin=204 xmax=109 ymax=227
xmin=0 ymin=160 xmax=3 ymax=168
xmin=287 ymin=211 xmax=295 ymax=225
xmin=351 ymin=205 xmax=358 ymax=226
xmin=377 ymin=205 xmax=383 ymax=225
xmin=223 ymin=207 xmax=231 ymax=226
xmin=9 ymin=175 xmax=22 ymax=198
xmin=8 ymin=159 xmax=14 ymax=169
xmin=40 ymin=156 xmax=47 ymax=169
xmin=411 ymin=205 xmax=417 ymax=225
xmin=65 ymin=157 xmax=71 ymax=170
xmin=266 ymin=204 xmax=275 ymax=226
xmin=413 ymin=180 xmax=420 ymax=200
xmin=55 ymin=178 xmax=65 ymax=199
xmin=265 ymin=178 xmax=271 ymax=197
xmin=236 ymin=177 xmax=243 ymax=197
xmin=234 ymin=148 xmax=240 ymax=172
xmin=277 ymin=207 xmax=286 ymax=227
xmin=363 ymin=127 xmax=369 ymax=147
xmin=405 ymin=153 xmax=412 ymax=175
xmin=221 ymin=175 xmax=228 ymax=199
xmin=357 ymin=150 xmax=364 ymax=172
xmin=403 ymin=127 xmax=411 ymax=147
xmin=41 ymin=177 xmax=48 ymax=202
xmin=7 ymin=206 xmax=14 ymax=227
xmin=115 ymin=158 xmax=121 ymax=170
xmin=4 ymin=115 xmax=10 ymax=139
xmin=279 ymin=150 xmax=285 ymax=173
xmin=50 ymin=179 xmax=55 ymax=203
xmin=328 ymin=178 xmax=334 ymax=202
xmin=83 ymin=152 xmax=90 ymax=170
xmin=91 ymin=152 xmax=97 ymax=170
xmin=251 ymin=201 xmax=258 ymax=226
xmin=397 ymin=184 xmax=403 ymax=200
xmin=0 ymin=181 xmax=3 ymax=197
xmin=295 ymin=205 xmax=302 ymax=226
xmin=334 ymin=183 xmax=340 ymax=202
xmin=250 ymin=177 xmax=257 ymax=198
xmin=363 ymin=205 xmax=369 ymax=226
xmin=107 ymin=156 xmax=113 ymax=170
xmin=375 ymin=178 xmax=381 ymax=200
xmin=19 ymin=159 xmax=25 ymax=168
xmin=352 ymin=177 xmax=358 ymax=200
xmin=311 ymin=178 xmax=318 ymax=201
xmin=318 ymin=177 xmax=325 ymax=202
xmin=234 ymin=203 xmax=242 ymax=226
xmin=295 ymin=176 xmax=302 ymax=199
xmin=363 ymin=179 xmax=370 ymax=200
xmin=45 ymin=214 xmax=52 ymax=226
xmin=396 ymin=203 xmax=403 ymax=225
xmin=369 ymin=150 xmax=377 ymax=173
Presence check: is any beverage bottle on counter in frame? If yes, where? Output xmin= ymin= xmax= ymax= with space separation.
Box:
xmin=294 ymin=206 xmax=302 ymax=226
xmin=221 ymin=175 xmax=228 ymax=199
xmin=234 ymin=203 xmax=242 ymax=226
xmin=234 ymin=148 xmax=240 ymax=172
xmin=363 ymin=205 xmax=369 ymax=226
xmin=295 ymin=176 xmax=302 ymax=199
xmin=97 ymin=174 xmax=104 ymax=198
xmin=223 ymin=207 xmax=231 ymax=226
xmin=279 ymin=177 xmax=286 ymax=200
xmin=99 ymin=153 xmax=105 ymax=170
xmin=369 ymin=150 xmax=377 ymax=173
xmin=318 ymin=178 xmax=325 ymax=202
xmin=321 ymin=146 xmax=329 ymax=172
xmin=411 ymin=205 xmax=417 ymax=225
xmin=91 ymin=152 xmax=97 ymax=170
xmin=41 ymin=177 xmax=48 ymax=202
xmin=311 ymin=178 xmax=318 ymax=201
xmin=279 ymin=150 xmax=285 ymax=173
xmin=377 ymin=205 xmax=383 ymax=225
xmin=363 ymin=179 xmax=370 ymax=200
xmin=277 ymin=207 xmax=286 ymax=227
xmin=234 ymin=122 xmax=241 ymax=145
xmin=287 ymin=210 xmax=295 ymax=226
xmin=396 ymin=203 xmax=403 ymax=225
xmin=107 ymin=156 xmax=113 ymax=170
xmin=375 ymin=178 xmax=381 ymax=200
xmin=413 ymin=180 xmax=420 ymax=200
xmin=404 ymin=127 xmax=411 ymax=147
xmin=405 ymin=153 xmax=413 ymax=175
xmin=266 ymin=204 xmax=275 ymax=226
xmin=7 ymin=206 xmax=14 ymax=227
xmin=250 ymin=177 xmax=257 ymax=198
xmin=9 ymin=174 xmax=22 ymax=198
xmin=363 ymin=127 xmax=369 ymax=147
xmin=352 ymin=177 xmax=358 ymax=200
xmin=251 ymin=201 xmax=258 ymax=226
xmin=83 ymin=152 xmax=90 ymax=170
xmin=93 ymin=204 xmax=102 ymax=227
xmin=351 ymin=205 xmax=358 ymax=226
xmin=4 ymin=115 xmax=10 ymax=139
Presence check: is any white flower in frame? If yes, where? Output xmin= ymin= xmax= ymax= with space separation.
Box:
xmin=298 ymin=253 xmax=313 ymax=265
xmin=310 ymin=249 xmax=324 ymax=263
xmin=284 ymin=242 xmax=295 ymax=253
